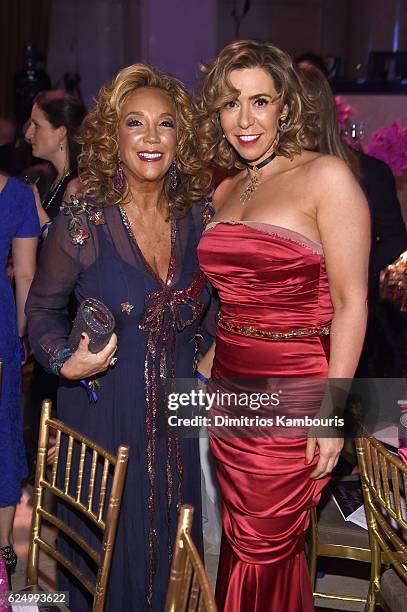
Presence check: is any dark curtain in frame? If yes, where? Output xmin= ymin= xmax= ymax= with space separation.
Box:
xmin=0 ymin=0 xmax=51 ymax=119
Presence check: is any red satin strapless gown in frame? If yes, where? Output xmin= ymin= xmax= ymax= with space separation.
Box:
xmin=198 ymin=221 xmax=334 ymax=612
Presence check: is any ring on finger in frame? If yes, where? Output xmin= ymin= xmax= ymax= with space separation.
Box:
xmin=110 ymin=356 xmax=118 ymax=367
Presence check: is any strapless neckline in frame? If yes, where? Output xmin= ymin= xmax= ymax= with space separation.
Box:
xmin=205 ymin=220 xmax=323 ymax=255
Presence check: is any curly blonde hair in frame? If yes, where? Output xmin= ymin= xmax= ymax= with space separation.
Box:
xmin=78 ymin=64 xmax=211 ymax=217
xmin=197 ymin=40 xmax=319 ymax=168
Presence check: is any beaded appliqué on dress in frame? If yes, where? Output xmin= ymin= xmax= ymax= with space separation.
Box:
xmin=61 ymin=195 xmax=105 ymax=245
xmin=121 ymin=302 xmax=134 ymax=315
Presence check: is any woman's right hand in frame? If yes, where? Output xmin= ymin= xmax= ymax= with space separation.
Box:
xmin=60 ymin=332 xmax=118 ymax=380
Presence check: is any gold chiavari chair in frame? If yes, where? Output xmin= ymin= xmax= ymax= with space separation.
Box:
xmin=355 ymin=435 xmax=407 ymax=611
xmin=165 ymin=504 xmax=217 ymax=612
xmin=308 ymin=474 xmax=372 ymax=606
xmin=26 ymin=399 xmax=129 ymax=612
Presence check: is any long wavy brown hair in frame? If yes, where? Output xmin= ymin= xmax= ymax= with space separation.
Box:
xmin=298 ymin=64 xmax=360 ymax=178
xmin=196 ymin=40 xmax=319 ymax=169
xmin=78 ymin=64 xmax=211 ymax=217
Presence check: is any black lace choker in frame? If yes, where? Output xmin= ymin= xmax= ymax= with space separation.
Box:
xmin=246 ymin=151 xmax=277 ymax=171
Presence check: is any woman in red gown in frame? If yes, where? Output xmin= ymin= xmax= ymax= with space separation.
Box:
xmin=196 ymin=40 xmax=370 ymax=611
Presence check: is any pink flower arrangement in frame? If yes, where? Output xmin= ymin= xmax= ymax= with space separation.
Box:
xmin=335 ymin=96 xmax=358 ymax=132
xmin=366 ymin=121 xmax=407 ymax=177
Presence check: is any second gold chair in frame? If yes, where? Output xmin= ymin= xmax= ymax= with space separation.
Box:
xmin=166 ymin=504 xmax=217 ymax=612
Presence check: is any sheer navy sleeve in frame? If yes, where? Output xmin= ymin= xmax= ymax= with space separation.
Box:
xmin=25 ymin=209 xmax=88 ymax=374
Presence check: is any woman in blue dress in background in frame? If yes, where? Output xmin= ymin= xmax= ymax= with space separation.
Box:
xmin=26 ymin=64 xmax=212 ymax=611
xmin=0 ymin=174 xmax=39 ymax=579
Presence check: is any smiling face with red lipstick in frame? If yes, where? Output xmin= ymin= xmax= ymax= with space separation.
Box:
xmin=79 ymin=63 xmax=210 ymax=215
xmin=219 ymin=67 xmax=288 ymax=166
xmin=118 ymin=87 xmax=176 ymax=184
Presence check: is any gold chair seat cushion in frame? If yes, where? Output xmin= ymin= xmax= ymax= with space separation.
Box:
xmin=380 ymin=568 xmax=407 ymax=611
xmin=317 ymin=495 xmax=370 ymax=549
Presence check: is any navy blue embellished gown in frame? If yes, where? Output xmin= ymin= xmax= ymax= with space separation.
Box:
xmin=0 ymin=177 xmax=39 ymax=508
xmin=26 ymin=199 xmax=211 ymax=611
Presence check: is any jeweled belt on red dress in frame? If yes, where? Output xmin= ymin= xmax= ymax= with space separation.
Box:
xmin=217 ymin=313 xmax=330 ymax=340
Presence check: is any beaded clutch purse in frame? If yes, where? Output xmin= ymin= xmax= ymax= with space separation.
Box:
xmin=68 ymin=298 xmax=115 ymax=354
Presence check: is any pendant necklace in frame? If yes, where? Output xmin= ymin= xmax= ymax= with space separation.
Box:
xmin=239 ymin=151 xmax=277 ymax=205
xmin=43 ymin=170 xmax=72 ymax=211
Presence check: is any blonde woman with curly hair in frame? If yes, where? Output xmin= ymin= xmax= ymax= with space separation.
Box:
xmin=26 ymin=64 xmax=211 ymax=611
xmin=196 ymin=40 xmax=370 ymax=611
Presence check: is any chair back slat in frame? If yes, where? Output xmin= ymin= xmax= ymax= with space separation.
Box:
xmin=88 ymin=449 xmax=98 ymax=513
xmin=371 ymin=446 xmax=382 ymax=498
xmin=391 ymin=464 xmax=403 ymax=521
xmin=51 ymin=429 xmax=61 ymax=487
xmin=76 ymin=442 xmax=87 ymax=502
xmin=63 ymin=435 xmax=74 ymax=494
xmin=27 ymin=400 xmax=129 ymax=612
xmin=181 ymin=558 xmax=193 ymax=609
xmin=188 ymin=571 xmax=201 ymax=611
xmin=97 ymin=458 xmax=110 ymax=522
xmin=381 ymin=455 xmax=391 ymax=507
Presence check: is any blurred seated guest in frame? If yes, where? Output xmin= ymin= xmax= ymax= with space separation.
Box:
xmin=26 ymin=64 xmax=211 ymax=611
xmin=299 ymin=64 xmax=407 ymax=298
xmin=0 ymin=174 xmax=39 ymax=581
xmin=24 ymin=90 xmax=86 ymax=229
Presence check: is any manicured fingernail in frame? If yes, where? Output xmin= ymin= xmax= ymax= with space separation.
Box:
xmin=81 ymin=333 xmax=85 ymax=339
xmin=304 ymin=458 xmax=308 ymax=465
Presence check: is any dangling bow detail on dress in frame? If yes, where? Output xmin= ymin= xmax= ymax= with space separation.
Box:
xmin=139 ymin=270 xmax=207 ymax=606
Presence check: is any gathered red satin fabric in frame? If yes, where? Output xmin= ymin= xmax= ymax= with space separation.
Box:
xmin=198 ymin=221 xmax=334 ymax=612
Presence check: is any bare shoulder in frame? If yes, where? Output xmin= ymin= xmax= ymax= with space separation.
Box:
xmin=306 ymin=153 xmax=357 ymax=188
xmin=213 ymin=172 xmax=242 ymax=211
xmin=299 ymin=154 xmax=366 ymax=211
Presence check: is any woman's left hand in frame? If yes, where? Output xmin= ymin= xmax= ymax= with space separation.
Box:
xmin=305 ymin=436 xmax=343 ymax=479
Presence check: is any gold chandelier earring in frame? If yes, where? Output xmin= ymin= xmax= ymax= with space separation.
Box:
xmin=278 ymin=115 xmax=288 ymax=130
